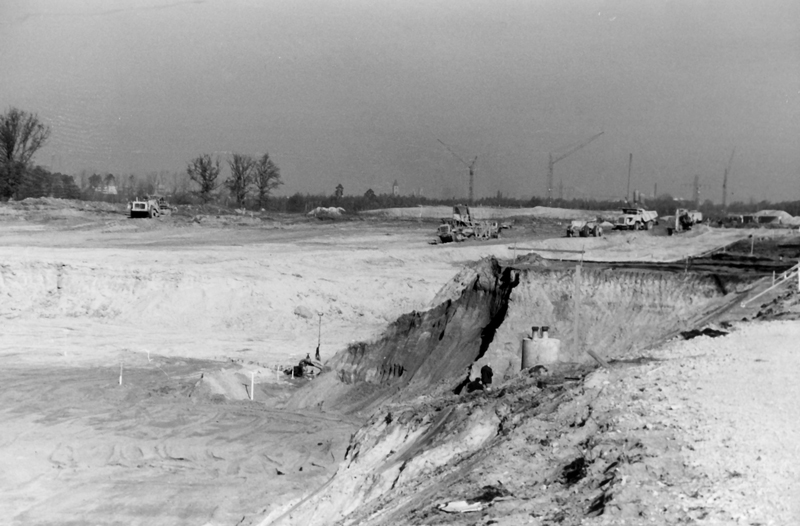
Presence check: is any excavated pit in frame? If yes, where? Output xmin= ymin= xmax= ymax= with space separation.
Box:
xmin=289 ymin=257 xmax=758 ymax=415
xmin=268 ymin=257 xmax=768 ymax=526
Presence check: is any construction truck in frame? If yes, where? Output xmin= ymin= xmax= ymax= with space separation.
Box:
xmin=668 ymin=208 xmax=703 ymax=235
xmin=435 ymin=204 xmax=501 ymax=243
xmin=129 ymin=195 xmax=175 ymax=218
xmin=566 ymin=220 xmax=603 ymax=238
xmin=613 ymin=207 xmax=658 ymax=231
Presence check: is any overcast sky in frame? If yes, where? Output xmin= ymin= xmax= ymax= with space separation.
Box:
xmin=2 ymin=0 xmax=798 ymax=202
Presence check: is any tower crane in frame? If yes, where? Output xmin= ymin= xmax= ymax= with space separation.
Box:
xmin=546 ymin=131 xmax=604 ymax=203
xmin=721 ymin=147 xmax=736 ymax=211
xmin=437 ymin=139 xmax=478 ymax=203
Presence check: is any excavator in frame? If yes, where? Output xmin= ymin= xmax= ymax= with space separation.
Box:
xmin=435 ymin=205 xmax=502 ymax=243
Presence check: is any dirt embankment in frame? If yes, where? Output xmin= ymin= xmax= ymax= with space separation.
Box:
xmin=266 ymin=362 xmax=728 ymax=526
xmin=269 ymin=257 xmax=775 ymax=525
xmin=289 ymin=258 xmax=757 ymax=415
xmin=287 ymin=259 xmax=519 ymax=414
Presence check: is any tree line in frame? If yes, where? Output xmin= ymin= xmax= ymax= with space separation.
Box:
xmin=4 ymin=106 xmax=800 ymax=218
xmin=186 ymin=152 xmax=282 ymax=208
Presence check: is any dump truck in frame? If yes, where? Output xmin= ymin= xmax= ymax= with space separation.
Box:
xmin=566 ymin=220 xmax=603 ymax=237
xmin=668 ymin=208 xmax=703 ymax=235
xmin=129 ymin=195 xmax=175 ymax=218
xmin=613 ymin=207 xmax=658 ymax=231
xmin=435 ymin=205 xmax=501 ymax=243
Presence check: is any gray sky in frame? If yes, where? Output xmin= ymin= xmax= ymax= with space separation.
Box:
xmin=2 ymin=0 xmax=798 ymax=201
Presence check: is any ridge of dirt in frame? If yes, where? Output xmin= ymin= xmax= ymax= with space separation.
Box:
xmin=288 ymin=258 xmax=761 ymax=415
xmin=266 ymin=319 xmax=800 ymax=526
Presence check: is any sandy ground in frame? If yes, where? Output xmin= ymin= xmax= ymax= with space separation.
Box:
xmin=645 ymin=320 xmax=800 ymax=523
xmin=1 ymin=199 xmax=798 ymax=525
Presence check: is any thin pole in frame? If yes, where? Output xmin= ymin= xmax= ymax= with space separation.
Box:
xmin=626 ymin=153 xmax=633 ymax=203
xmin=250 ymin=372 xmax=255 ymax=401
xmin=573 ymin=264 xmax=582 ymax=355
xmin=119 ymin=362 xmax=123 ymax=386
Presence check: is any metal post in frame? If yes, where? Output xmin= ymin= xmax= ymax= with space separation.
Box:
xmin=573 ymin=264 xmax=582 ymax=355
xmin=626 ymin=153 xmax=633 ymax=203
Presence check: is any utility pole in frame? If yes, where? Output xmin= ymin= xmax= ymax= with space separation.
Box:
xmin=546 ymin=131 xmax=604 ymax=204
xmin=722 ymin=147 xmax=736 ymax=211
xmin=626 ymin=153 xmax=633 ymax=203
xmin=437 ymin=139 xmax=478 ymax=203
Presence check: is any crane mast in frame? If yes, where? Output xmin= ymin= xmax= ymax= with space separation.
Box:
xmin=546 ymin=131 xmax=604 ymax=203
xmin=722 ymin=147 xmax=736 ymax=211
xmin=437 ymin=139 xmax=478 ymax=203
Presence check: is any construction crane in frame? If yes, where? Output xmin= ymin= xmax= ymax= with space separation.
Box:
xmin=437 ymin=139 xmax=478 ymax=203
xmin=721 ymin=147 xmax=736 ymax=211
xmin=546 ymin=131 xmax=604 ymax=203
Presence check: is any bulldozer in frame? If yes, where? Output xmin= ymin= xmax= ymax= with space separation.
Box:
xmin=129 ymin=195 xmax=175 ymax=218
xmin=435 ymin=205 xmax=501 ymax=243
xmin=668 ymin=208 xmax=703 ymax=235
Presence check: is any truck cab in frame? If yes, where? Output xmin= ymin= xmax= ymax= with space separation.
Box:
xmin=614 ymin=208 xmax=658 ymax=230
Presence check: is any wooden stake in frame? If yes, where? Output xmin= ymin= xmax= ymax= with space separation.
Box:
xmin=119 ymin=362 xmax=123 ymax=386
xmin=250 ymin=372 xmax=255 ymax=401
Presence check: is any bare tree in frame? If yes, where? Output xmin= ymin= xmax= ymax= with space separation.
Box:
xmin=226 ymin=153 xmax=255 ymax=207
xmin=253 ymin=152 xmax=282 ymax=209
xmin=186 ymin=154 xmax=220 ymax=203
xmin=0 ymin=107 xmax=51 ymax=199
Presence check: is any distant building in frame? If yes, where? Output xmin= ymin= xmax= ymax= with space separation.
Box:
xmin=102 ymin=174 xmax=118 ymax=195
xmin=392 ymin=180 xmax=399 ymax=196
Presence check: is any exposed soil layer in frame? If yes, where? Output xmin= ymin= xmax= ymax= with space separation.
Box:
xmin=268 ymin=310 xmax=800 ymax=526
xmin=290 ymin=258 xmax=760 ymax=414
xmin=288 ymin=259 xmax=519 ymax=414
xmin=272 ymin=320 xmax=800 ymax=526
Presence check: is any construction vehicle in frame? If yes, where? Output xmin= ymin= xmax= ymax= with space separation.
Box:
xmin=566 ymin=220 xmax=603 ymax=237
xmin=129 ymin=195 xmax=175 ymax=218
xmin=435 ymin=204 xmax=501 ymax=243
xmin=613 ymin=207 xmax=658 ymax=231
xmin=668 ymin=208 xmax=703 ymax=235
